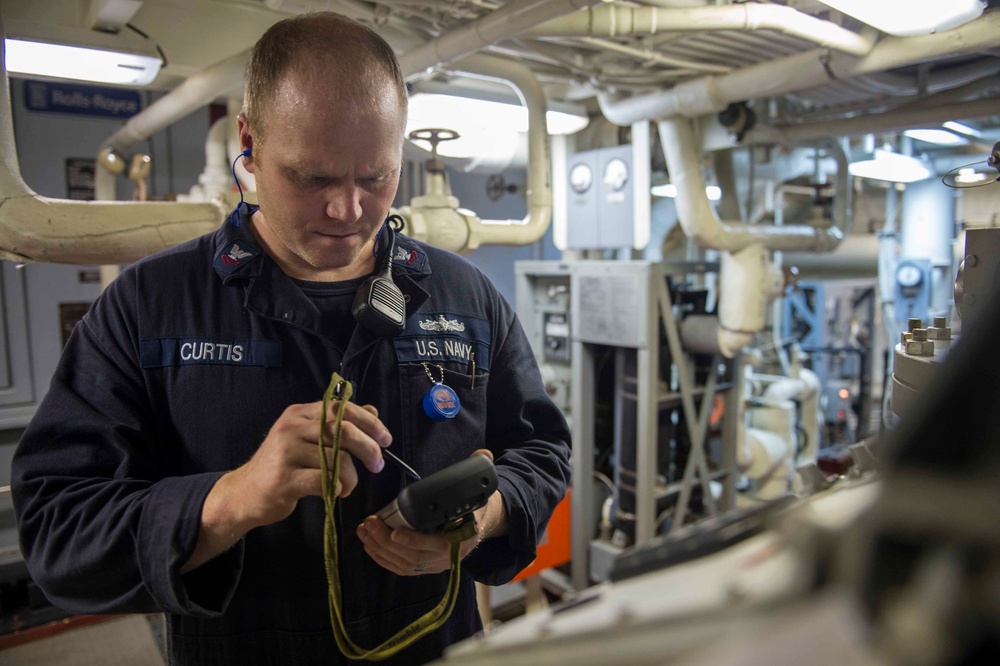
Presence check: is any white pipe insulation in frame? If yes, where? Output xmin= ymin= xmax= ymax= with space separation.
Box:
xmin=448 ymin=54 xmax=551 ymax=246
xmin=396 ymin=53 xmax=553 ymax=251
xmin=0 ymin=34 xmax=224 ymax=264
xmin=524 ymin=3 xmax=875 ymax=56
xmin=597 ymin=9 xmax=1000 ymax=124
xmin=762 ymin=369 xmax=822 ymax=465
xmin=656 ymin=117 xmax=847 ymax=356
xmin=176 ymin=115 xmax=233 ymax=204
xmin=398 ymin=0 xmax=602 ymax=76
xmin=103 ymin=50 xmax=250 ymax=155
xmin=657 ymin=118 xmax=844 ymax=254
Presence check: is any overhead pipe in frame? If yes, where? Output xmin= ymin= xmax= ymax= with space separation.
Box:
xmin=524 ymin=3 xmax=875 ymax=56
xmin=597 ymin=9 xmax=1000 ymax=124
xmin=657 ymin=117 xmax=846 ymax=356
xmin=398 ymin=0 xmax=602 ymax=76
xmin=95 ymin=48 xmax=250 ymax=201
xmin=840 ymin=59 xmax=1000 ymax=98
xmin=0 ymin=36 xmax=224 ymax=264
xmin=92 ymin=0 xmax=600 ymax=195
xmin=102 ymin=50 xmax=249 ymax=155
xmin=397 ymin=53 xmax=552 ymax=251
xmin=449 ymin=54 xmax=551 ymax=246
xmin=656 ymin=117 xmax=843 ymax=254
xmin=776 ymin=97 xmax=1000 ymax=142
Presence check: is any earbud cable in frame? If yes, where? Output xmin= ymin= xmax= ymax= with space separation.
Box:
xmin=319 ymin=372 xmax=475 ymax=661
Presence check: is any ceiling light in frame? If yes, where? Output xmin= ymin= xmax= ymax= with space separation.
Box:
xmin=407 ymin=93 xmax=589 ymax=159
xmin=815 ymin=0 xmax=985 ymax=37
xmin=943 ymin=121 xmax=983 ymax=138
xmin=903 ymin=129 xmax=968 ymax=146
xmin=3 ymin=20 xmax=161 ymax=86
xmin=651 ymin=183 xmax=722 ymax=201
xmin=848 ymin=149 xmax=932 ymax=183
xmin=955 ymin=168 xmax=989 ymax=184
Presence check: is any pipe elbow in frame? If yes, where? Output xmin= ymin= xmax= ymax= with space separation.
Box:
xmin=718 ymin=328 xmax=755 ymax=358
xmin=816 ymin=226 xmax=844 ymax=252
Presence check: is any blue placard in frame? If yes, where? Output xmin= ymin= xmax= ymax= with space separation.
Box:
xmin=23 ymin=80 xmax=141 ymax=119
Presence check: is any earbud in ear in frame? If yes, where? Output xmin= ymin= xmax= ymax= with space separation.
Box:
xmin=242 ymin=148 xmax=252 ymax=158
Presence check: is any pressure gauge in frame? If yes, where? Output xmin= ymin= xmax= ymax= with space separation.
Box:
xmin=569 ymin=163 xmax=593 ymax=194
xmin=603 ymin=158 xmax=629 ymax=192
xmin=896 ymin=264 xmax=923 ymax=288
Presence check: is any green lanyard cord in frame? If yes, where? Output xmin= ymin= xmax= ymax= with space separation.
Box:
xmin=319 ymin=372 xmax=476 ymax=661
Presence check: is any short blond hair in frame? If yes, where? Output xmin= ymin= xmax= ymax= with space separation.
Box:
xmin=242 ymin=12 xmax=407 ymax=141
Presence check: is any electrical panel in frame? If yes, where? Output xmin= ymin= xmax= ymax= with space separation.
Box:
xmin=514 ymin=262 xmax=571 ymax=414
xmin=565 ymin=145 xmax=636 ymax=250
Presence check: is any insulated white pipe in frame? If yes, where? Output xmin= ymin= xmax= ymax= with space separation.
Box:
xmin=598 ymin=9 xmax=1000 ymax=124
xmin=0 ymin=23 xmax=225 ymax=265
xmin=778 ymin=97 xmax=1000 ymax=142
xmin=783 ymin=235 xmax=880 ymax=277
xmin=195 ymin=116 xmax=233 ymax=202
xmin=399 ymin=0 xmax=602 ymax=76
xmin=446 ymin=54 xmax=552 ymax=246
xmin=762 ymin=369 xmax=821 ymax=465
xmin=525 ymin=4 xmax=875 ymax=56
xmin=102 ymin=50 xmax=250 ymax=155
xmin=658 ymin=117 xmax=845 ymax=356
xmin=717 ymin=243 xmax=783 ymax=356
xmin=657 ymin=117 xmax=842 ymax=253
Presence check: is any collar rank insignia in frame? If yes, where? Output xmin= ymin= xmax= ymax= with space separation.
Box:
xmin=214 ymin=239 xmax=258 ymax=275
xmin=222 ymin=243 xmax=253 ymax=265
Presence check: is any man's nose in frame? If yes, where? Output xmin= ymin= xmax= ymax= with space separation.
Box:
xmin=326 ymin=184 xmax=362 ymax=223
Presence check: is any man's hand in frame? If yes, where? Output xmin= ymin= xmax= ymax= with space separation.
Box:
xmin=356 ymin=450 xmax=508 ymax=576
xmin=183 ymin=400 xmax=391 ymax=573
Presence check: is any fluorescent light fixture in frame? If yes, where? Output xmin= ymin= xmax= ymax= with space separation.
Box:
xmin=406 ymin=93 xmax=589 ymax=159
xmin=816 ymin=0 xmax=984 ymax=36
xmin=848 ymin=149 xmax=932 ymax=183
xmin=651 ymin=183 xmax=722 ymax=201
xmin=3 ymin=20 xmax=161 ymax=86
xmin=943 ymin=121 xmax=983 ymax=138
xmin=956 ymin=168 xmax=989 ymax=184
xmin=903 ymin=128 xmax=968 ymax=146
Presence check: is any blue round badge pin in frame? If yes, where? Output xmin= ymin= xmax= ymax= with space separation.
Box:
xmin=420 ymin=362 xmax=461 ymax=421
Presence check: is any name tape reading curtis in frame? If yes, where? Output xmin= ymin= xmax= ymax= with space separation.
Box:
xmin=139 ymin=338 xmax=282 ymax=368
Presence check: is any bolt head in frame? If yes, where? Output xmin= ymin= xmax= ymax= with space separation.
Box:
xmin=927 ymin=327 xmax=951 ymax=341
xmin=905 ymin=340 xmax=935 ymax=356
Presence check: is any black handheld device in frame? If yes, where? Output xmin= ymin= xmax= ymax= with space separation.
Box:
xmin=377 ymin=454 xmax=498 ymax=533
xmin=352 ymin=222 xmax=406 ymax=338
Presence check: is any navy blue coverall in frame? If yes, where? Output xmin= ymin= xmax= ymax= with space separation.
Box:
xmin=12 ymin=204 xmax=571 ymax=665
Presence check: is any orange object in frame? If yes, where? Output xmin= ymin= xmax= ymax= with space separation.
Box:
xmin=511 ymin=488 xmax=571 ymax=582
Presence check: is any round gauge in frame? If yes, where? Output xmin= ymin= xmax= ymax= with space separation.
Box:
xmin=603 ymin=158 xmax=629 ymax=192
xmin=896 ymin=264 xmax=923 ymax=288
xmin=569 ymin=163 xmax=593 ymax=194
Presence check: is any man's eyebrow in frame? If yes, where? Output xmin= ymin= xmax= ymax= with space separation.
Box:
xmin=364 ymin=167 xmax=398 ymax=180
xmin=280 ymin=162 xmax=396 ymax=180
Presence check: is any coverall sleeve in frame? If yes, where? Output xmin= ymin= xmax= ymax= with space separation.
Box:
xmin=463 ymin=310 xmax=572 ymax=585
xmin=11 ymin=278 xmax=242 ymax=616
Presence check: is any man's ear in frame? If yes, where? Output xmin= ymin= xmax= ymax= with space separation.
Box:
xmin=237 ymin=113 xmax=256 ymax=173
